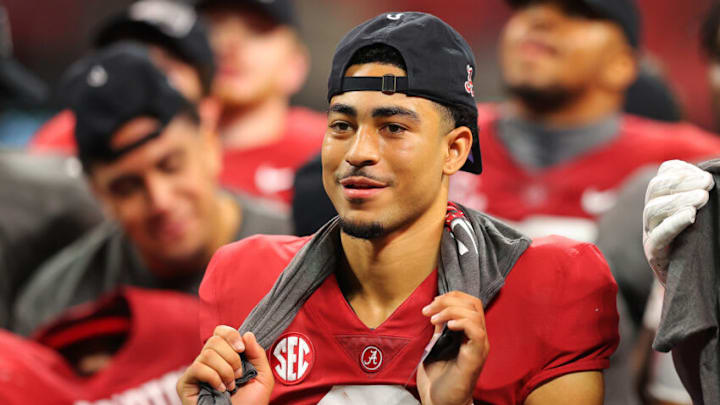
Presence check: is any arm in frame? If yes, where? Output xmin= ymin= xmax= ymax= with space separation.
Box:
xmin=524 ymin=372 xmax=603 ymax=405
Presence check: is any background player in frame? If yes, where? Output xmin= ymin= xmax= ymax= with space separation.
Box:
xmin=13 ymin=44 xmax=290 ymax=335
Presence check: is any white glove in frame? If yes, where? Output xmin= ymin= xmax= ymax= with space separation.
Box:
xmin=643 ymin=160 xmax=714 ymax=285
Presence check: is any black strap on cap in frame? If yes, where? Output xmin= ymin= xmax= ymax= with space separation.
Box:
xmin=340 ymin=75 xmax=409 ymax=95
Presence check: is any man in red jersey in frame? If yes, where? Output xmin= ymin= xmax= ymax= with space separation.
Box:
xmin=196 ymin=0 xmax=325 ymax=206
xmin=449 ymin=0 xmax=720 ymax=243
xmin=177 ymin=12 xmax=618 ymax=405
xmin=0 ymin=288 xmax=202 ymax=405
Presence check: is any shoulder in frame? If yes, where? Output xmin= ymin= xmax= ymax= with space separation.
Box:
xmin=620 ymin=115 xmax=720 ymax=159
xmin=13 ymin=222 xmax=123 ymax=334
xmin=200 ymin=234 xmax=311 ymax=299
xmin=29 ymin=109 xmax=77 ymax=154
xmin=509 ymin=235 xmax=616 ymax=300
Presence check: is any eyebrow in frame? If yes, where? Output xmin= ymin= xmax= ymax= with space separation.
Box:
xmin=329 ymin=103 xmax=357 ymax=116
xmin=371 ymin=106 xmax=419 ymax=122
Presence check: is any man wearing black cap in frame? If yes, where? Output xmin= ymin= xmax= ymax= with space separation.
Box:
xmin=177 ymin=12 xmax=618 ymax=405
xmin=13 ymin=44 xmax=291 ymax=335
xmin=195 ymin=0 xmax=325 ymax=207
xmin=29 ymin=0 xmax=216 ymax=155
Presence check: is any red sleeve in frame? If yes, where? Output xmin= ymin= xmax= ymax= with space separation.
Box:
xmin=29 ymin=110 xmax=77 ymax=155
xmin=664 ymin=123 xmax=720 ymax=162
xmin=519 ymin=240 xmax=619 ymax=400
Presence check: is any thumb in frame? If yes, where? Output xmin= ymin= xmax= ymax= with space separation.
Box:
xmin=243 ymin=332 xmax=272 ymax=378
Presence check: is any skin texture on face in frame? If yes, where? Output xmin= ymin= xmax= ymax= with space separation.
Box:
xmin=322 ymin=63 xmax=471 ymax=241
xmin=89 ymin=115 xmax=223 ymax=274
xmin=147 ymin=45 xmax=204 ymax=103
xmin=204 ymin=7 xmax=308 ymax=107
xmin=500 ymin=1 xmax=632 ymax=97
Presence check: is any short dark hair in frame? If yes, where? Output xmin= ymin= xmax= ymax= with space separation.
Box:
xmin=346 ymin=44 xmax=478 ymax=139
xmin=702 ymin=2 xmax=720 ymax=59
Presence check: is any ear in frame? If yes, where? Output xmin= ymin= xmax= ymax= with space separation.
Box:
xmin=280 ymin=33 xmax=310 ymax=96
xmin=600 ymin=45 xmax=637 ymax=92
xmin=443 ymin=126 xmax=473 ymax=176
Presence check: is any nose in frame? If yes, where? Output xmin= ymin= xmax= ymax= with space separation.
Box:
xmin=345 ymin=126 xmax=380 ymax=168
xmin=144 ymin=173 xmax=173 ymax=214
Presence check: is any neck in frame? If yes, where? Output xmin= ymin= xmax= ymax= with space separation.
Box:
xmin=218 ymin=96 xmax=289 ymax=150
xmin=337 ymin=196 xmax=447 ymax=328
xmin=511 ymin=89 xmax=622 ymax=128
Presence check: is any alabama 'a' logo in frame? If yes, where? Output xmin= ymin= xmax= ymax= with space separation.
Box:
xmin=464 ymin=65 xmax=474 ymax=97
xmin=270 ymin=332 xmax=314 ymax=385
xmin=360 ymin=345 xmax=383 ymax=373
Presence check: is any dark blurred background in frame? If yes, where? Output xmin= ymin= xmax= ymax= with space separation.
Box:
xmin=2 ymin=0 xmax=716 ymax=144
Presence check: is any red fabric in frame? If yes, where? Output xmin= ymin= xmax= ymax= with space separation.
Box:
xmin=450 ymin=104 xmax=720 ymax=224
xmin=29 ymin=107 xmax=326 ymax=206
xmin=199 ymin=234 xmax=619 ymax=404
xmin=0 ymin=288 xmax=202 ymax=405
xmin=219 ymin=107 xmax=326 ymax=206
xmin=0 ymin=331 xmax=76 ymax=405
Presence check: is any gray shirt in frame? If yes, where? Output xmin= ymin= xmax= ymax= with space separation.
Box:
xmin=12 ymin=192 xmax=291 ymax=335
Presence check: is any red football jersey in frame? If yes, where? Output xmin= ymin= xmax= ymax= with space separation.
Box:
xmin=29 ymin=107 xmax=326 ymax=206
xmin=200 ymin=234 xmax=619 ymax=404
xmin=1 ymin=288 xmax=203 ymax=405
xmin=449 ymin=104 xmax=720 ymax=241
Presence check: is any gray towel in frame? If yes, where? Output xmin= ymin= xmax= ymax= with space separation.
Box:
xmin=199 ymin=202 xmax=531 ymax=404
xmin=653 ymin=158 xmax=720 ymax=405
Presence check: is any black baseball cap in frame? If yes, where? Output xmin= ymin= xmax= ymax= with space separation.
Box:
xmin=195 ymin=0 xmax=297 ymax=28
xmin=0 ymin=6 xmax=48 ymax=105
xmin=507 ymin=0 xmax=640 ymax=49
xmin=327 ymin=12 xmax=482 ymax=174
xmin=94 ymin=0 xmax=216 ymax=94
xmin=61 ymin=43 xmax=193 ymax=167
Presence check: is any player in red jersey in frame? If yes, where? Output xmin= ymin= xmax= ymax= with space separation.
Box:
xmin=448 ymin=0 xmax=720 ymax=243
xmin=177 ymin=12 xmax=618 ymax=405
xmin=196 ymin=0 xmax=325 ymax=206
xmin=30 ymin=0 xmax=216 ymax=156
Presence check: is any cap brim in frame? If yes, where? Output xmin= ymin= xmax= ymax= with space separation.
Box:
xmin=0 ymin=58 xmax=48 ymax=105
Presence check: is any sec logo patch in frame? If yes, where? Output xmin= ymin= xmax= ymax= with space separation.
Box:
xmin=270 ymin=333 xmax=314 ymax=384
xmin=360 ymin=345 xmax=383 ymax=373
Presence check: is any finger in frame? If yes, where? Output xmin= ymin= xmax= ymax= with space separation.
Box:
xmin=422 ymin=291 xmax=483 ymax=316
xmin=205 ymin=336 xmax=244 ymax=377
xmin=242 ymin=332 xmax=271 ymax=375
xmin=213 ymin=325 xmax=245 ymax=352
xmin=197 ymin=348 xmax=238 ymax=391
xmin=643 ymin=189 xmax=707 ymax=232
xmin=446 ymin=318 xmax=488 ymax=346
xmin=183 ymin=360 xmax=228 ymax=393
xmin=429 ymin=306 xmax=486 ymax=330
xmin=647 ymin=160 xmax=714 ymax=201
xmin=645 ymin=207 xmax=697 ymax=257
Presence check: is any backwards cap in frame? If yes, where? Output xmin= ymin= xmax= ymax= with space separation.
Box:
xmin=327 ymin=12 xmax=482 ymax=174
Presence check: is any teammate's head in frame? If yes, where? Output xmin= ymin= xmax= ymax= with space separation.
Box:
xmin=196 ymin=0 xmax=308 ymax=107
xmin=63 ymin=43 xmax=223 ymax=270
xmin=323 ymin=12 xmax=478 ymax=240
xmin=95 ymin=0 xmax=216 ymax=102
xmin=501 ymin=0 xmax=638 ymax=113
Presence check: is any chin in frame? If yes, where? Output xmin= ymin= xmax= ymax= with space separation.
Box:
xmin=339 ymin=217 xmax=387 ymax=240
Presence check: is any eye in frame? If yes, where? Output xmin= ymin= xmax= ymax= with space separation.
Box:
xmin=108 ymin=176 xmax=143 ymax=198
xmin=383 ymin=123 xmax=406 ymax=135
xmin=157 ymin=151 xmax=184 ymax=174
xmin=329 ymin=121 xmax=353 ymax=132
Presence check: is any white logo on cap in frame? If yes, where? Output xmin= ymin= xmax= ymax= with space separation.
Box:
xmin=87 ymin=65 xmax=108 ymax=87
xmin=129 ymin=0 xmax=196 ymax=38
xmin=464 ymin=65 xmax=474 ymax=97
xmin=387 ymin=13 xmax=404 ymax=20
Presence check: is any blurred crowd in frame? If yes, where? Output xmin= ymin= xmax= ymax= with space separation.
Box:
xmin=1 ymin=0 xmax=720 ymax=404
